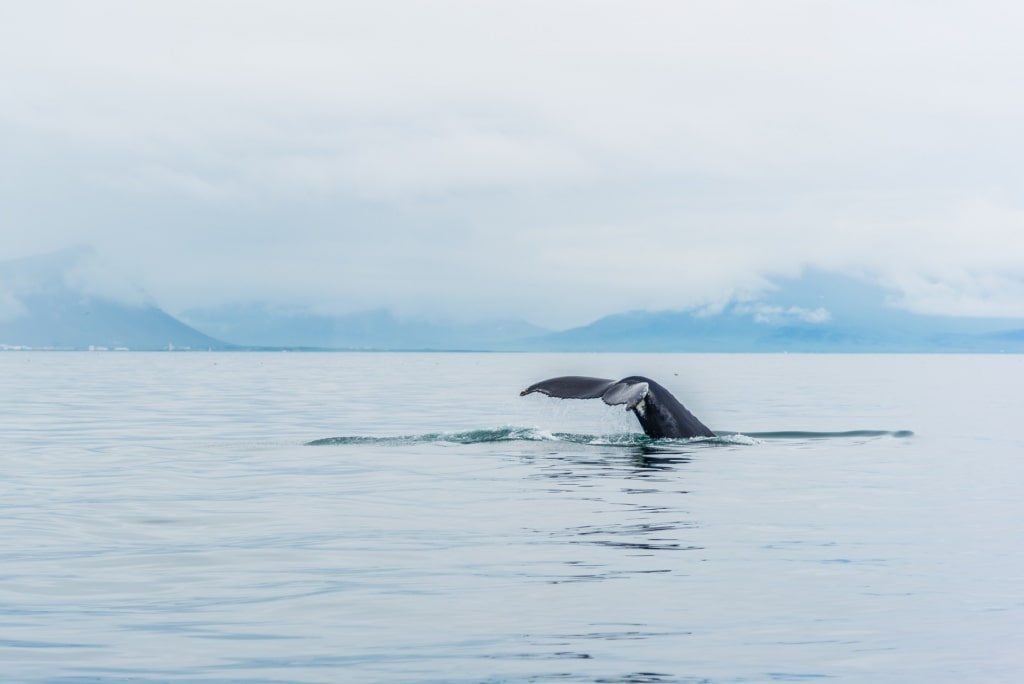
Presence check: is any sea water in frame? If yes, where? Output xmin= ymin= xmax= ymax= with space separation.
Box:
xmin=0 ymin=352 xmax=1021 ymax=683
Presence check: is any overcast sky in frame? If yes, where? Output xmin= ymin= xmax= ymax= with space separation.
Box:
xmin=3 ymin=1 xmax=1023 ymax=328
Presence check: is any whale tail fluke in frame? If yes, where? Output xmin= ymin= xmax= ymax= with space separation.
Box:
xmin=521 ymin=374 xmax=713 ymax=439
xmin=520 ymin=375 xmax=650 ymax=409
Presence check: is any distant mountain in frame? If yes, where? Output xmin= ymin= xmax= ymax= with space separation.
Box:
xmin=179 ymin=304 xmax=550 ymax=350
xmin=0 ymin=247 xmax=226 ymax=350
xmin=191 ymin=269 xmax=1023 ymax=352
xmin=5 ymin=247 xmax=1023 ymax=352
xmin=521 ymin=271 xmax=1024 ymax=353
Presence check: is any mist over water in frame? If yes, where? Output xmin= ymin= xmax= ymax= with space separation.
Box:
xmin=1 ymin=352 xmax=1020 ymax=682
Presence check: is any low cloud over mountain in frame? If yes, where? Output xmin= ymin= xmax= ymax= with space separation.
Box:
xmin=0 ymin=247 xmax=224 ymax=350
xmin=2 ymin=248 xmax=1022 ymax=352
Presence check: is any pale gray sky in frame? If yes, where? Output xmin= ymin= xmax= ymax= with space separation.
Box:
xmin=3 ymin=1 xmax=1023 ymax=327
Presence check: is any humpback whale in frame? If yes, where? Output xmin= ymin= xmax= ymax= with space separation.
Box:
xmin=520 ymin=375 xmax=715 ymax=439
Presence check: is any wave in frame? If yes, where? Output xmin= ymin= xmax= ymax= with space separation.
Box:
xmin=734 ymin=430 xmax=914 ymax=439
xmin=306 ymin=427 xmax=643 ymax=447
xmin=306 ymin=427 xmax=912 ymax=447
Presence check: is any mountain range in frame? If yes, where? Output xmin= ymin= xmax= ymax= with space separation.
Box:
xmin=2 ymin=247 xmax=1023 ymax=352
xmin=526 ymin=271 xmax=1024 ymax=352
xmin=0 ymin=247 xmax=223 ymax=350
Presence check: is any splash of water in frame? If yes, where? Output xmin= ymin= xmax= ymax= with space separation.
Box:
xmin=306 ymin=427 xmax=913 ymax=447
xmin=306 ymin=427 xmax=641 ymax=447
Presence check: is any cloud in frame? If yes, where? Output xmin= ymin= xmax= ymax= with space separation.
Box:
xmin=0 ymin=290 xmax=27 ymax=323
xmin=736 ymin=305 xmax=832 ymax=326
xmin=2 ymin=1 xmax=1024 ymax=327
xmin=64 ymin=248 xmax=153 ymax=307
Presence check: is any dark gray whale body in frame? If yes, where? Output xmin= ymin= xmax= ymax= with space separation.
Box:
xmin=520 ymin=375 xmax=715 ymax=439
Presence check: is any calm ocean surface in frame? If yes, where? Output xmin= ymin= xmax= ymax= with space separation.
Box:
xmin=1 ymin=352 xmax=1021 ymax=683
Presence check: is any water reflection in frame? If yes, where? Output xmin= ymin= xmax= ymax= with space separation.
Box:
xmin=628 ymin=450 xmax=692 ymax=471
xmin=519 ymin=444 xmax=703 ymax=485
xmin=510 ymin=439 xmax=707 ymax=597
xmin=556 ymin=511 xmax=702 ymax=554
